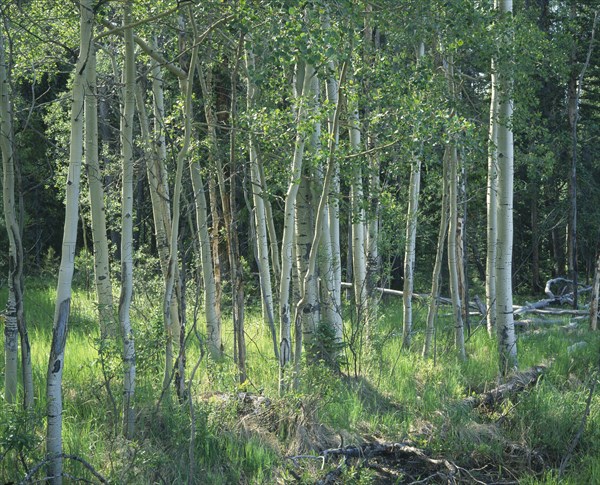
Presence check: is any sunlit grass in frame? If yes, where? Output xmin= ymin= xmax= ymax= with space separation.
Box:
xmin=1 ymin=281 xmax=600 ymax=483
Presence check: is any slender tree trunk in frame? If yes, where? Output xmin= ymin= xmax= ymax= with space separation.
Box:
xmin=86 ymin=45 xmax=115 ymax=340
xmin=324 ymin=64 xmax=343 ymax=346
xmin=423 ymin=147 xmax=450 ymax=358
xmin=165 ymin=19 xmax=198 ymax=398
xmin=1 ymin=24 xmax=33 ymax=409
xmin=1 ymin=25 xmax=18 ymax=405
xmin=448 ymin=145 xmax=466 ymax=360
xmin=245 ymin=44 xmax=278 ymax=360
xmin=119 ymin=0 xmax=136 ymax=438
xmin=402 ymin=157 xmax=421 ymax=350
xmin=349 ymin=88 xmax=368 ymax=337
xmin=279 ymin=62 xmax=313 ymax=393
xmin=291 ymin=62 xmax=345 ymax=379
xmin=46 ymin=1 xmax=92 ymax=480
xmin=496 ymin=0 xmax=517 ymax=374
xmin=486 ymin=58 xmax=499 ymax=336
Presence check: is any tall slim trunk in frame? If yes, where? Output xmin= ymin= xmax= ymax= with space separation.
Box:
xmin=423 ymin=147 xmax=450 ymax=358
xmin=496 ymin=0 xmax=517 ymax=374
xmin=1 ymin=25 xmax=18 ymax=405
xmin=46 ymin=1 xmax=92 ymax=480
xmin=227 ymin=36 xmax=246 ymax=383
xmin=135 ymin=76 xmax=176 ymax=384
xmin=486 ymin=58 xmax=499 ymax=336
xmin=246 ymin=45 xmax=278 ymax=360
xmin=294 ymin=71 xmax=321 ymax=368
xmin=119 ymin=0 xmax=136 ymax=438
xmin=279 ymin=62 xmax=313 ymax=393
xmin=165 ymin=22 xmax=198 ymax=398
xmin=86 ymin=45 xmax=115 ymax=340
xmin=448 ymin=145 xmax=466 ymax=360
xmin=324 ymin=65 xmax=343 ymax=345
xmin=291 ymin=62 xmax=345 ymax=379
xmin=349 ymin=90 xmax=368 ymax=335
xmin=402 ymin=157 xmax=421 ymax=350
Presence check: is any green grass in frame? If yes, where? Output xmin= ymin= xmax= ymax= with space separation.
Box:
xmin=1 ymin=281 xmax=599 ymax=483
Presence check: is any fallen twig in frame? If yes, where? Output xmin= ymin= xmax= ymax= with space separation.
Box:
xmin=19 ymin=453 xmax=108 ymax=484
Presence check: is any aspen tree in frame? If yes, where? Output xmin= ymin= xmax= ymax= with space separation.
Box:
xmin=423 ymin=146 xmax=450 ymax=358
xmin=119 ymin=0 xmax=136 ymax=437
xmin=46 ymin=0 xmax=93 ymax=480
xmin=85 ymin=44 xmax=114 ymax=340
xmin=245 ymin=44 xmax=278 ymax=360
xmin=279 ymin=61 xmax=313 ymax=393
xmin=495 ymin=0 xmax=517 ymax=373
xmin=348 ymin=77 xmax=369 ymax=337
xmin=486 ymin=55 xmax=499 ymax=337
xmin=324 ymin=61 xmax=344 ymax=346
xmin=294 ymin=71 xmax=321 ymax=368
xmin=401 ymin=43 xmax=425 ymax=351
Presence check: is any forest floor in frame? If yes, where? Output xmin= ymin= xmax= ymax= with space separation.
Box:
xmin=1 ymin=279 xmax=599 ymax=484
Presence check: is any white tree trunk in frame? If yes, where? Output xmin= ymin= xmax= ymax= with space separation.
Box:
xmin=46 ymin=0 xmax=92 ymax=480
xmin=245 ymin=45 xmax=278 ymax=360
xmin=486 ymin=58 xmax=499 ymax=337
xmin=423 ymin=147 xmax=450 ymax=358
xmin=448 ymin=145 xmax=466 ymax=360
xmin=496 ymin=0 xmax=517 ymax=374
xmin=119 ymin=0 xmax=136 ymax=438
xmin=324 ymin=66 xmax=343 ymax=345
xmin=1 ymin=26 xmax=18 ymax=405
xmin=279 ymin=62 xmax=313 ymax=393
xmin=402 ymin=157 xmax=421 ymax=350
xmin=348 ymin=93 xmax=368 ymax=334
xmin=85 ymin=45 xmax=114 ymax=340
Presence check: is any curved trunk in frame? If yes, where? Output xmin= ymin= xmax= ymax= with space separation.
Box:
xmin=46 ymin=0 xmax=92 ymax=480
xmin=246 ymin=44 xmax=278 ymax=360
xmin=278 ymin=62 xmax=313 ymax=393
xmin=423 ymin=147 xmax=450 ymax=358
xmin=448 ymin=145 xmax=466 ymax=360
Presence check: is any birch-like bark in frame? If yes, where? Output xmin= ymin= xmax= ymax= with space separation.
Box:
xmin=165 ymin=17 xmax=198 ymax=398
xmin=119 ymin=0 xmax=136 ymax=438
xmin=246 ymin=45 xmax=278 ymax=360
xmin=291 ymin=62 xmax=346 ymax=380
xmin=294 ymin=71 xmax=321 ymax=368
xmin=324 ymin=64 xmax=343 ymax=345
xmin=46 ymin=0 xmax=92 ymax=480
xmin=448 ymin=145 xmax=466 ymax=360
xmin=348 ymin=88 xmax=368 ymax=335
xmin=135 ymin=77 xmax=176 ymax=383
xmin=423 ymin=147 xmax=450 ymax=358
xmin=486 ymin=57 xmax=499 ymax=336
xmin=496 ymin=0 xmax=517 ymax=374
xmin=279 ymin=62 xmax=313 ymax=393
xmin=1 ymin=24 xmax=34 ymax=409
xmin=401 ymin=157 xmax=421 ymax=350
xmin=85 ymin=45 xmax=114 ymax=340
xmin=1 ymin=25 xmax=18 ymax=405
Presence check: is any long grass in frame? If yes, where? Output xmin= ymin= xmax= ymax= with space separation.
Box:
xmin=1 ymin=280 xmax=599 ymax=483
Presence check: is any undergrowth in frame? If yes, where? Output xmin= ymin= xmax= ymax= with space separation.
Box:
xmin=0 ymin=282 xmax=599 ymax=483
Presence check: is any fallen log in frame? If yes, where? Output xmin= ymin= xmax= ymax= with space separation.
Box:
xmin=462 ymin=365 xmax=547 ymax=409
